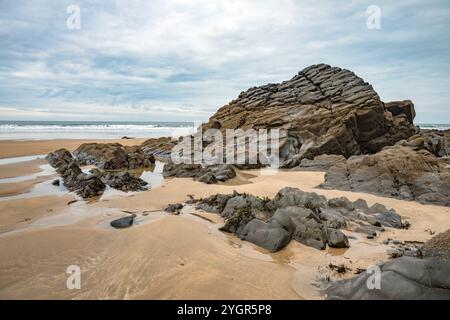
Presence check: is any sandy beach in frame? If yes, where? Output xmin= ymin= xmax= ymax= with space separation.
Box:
xmin=1 ymin=139 xmax=449 ymax=299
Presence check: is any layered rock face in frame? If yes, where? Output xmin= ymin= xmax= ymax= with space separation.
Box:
xmin=46 ymin=149 xmax=106 ymax=198
xmin=195 ymin=187 xmax=406 ymax=252
xmin=203 ymin=64 xmax=416 ymax=167
xmin=73 ymin=143 xmax=155 ymax=169
xmin=320 ymin=146 xmax=450 ymax=206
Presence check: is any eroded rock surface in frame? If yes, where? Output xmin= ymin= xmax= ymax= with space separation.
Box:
xmin=163 ymin=163 xmax=237 ymax=184
xmin=195 ymin=187 xmax=406 ymax=252
xmin=202 ymin=64 xmax=416 ymax=167
xmin=73 ymin=143 xmax=155 ymax=169
xmin=321 ymin=146 xmax=450 ymax=206
xmin=46 ymin=149 xmax=106 ymax=198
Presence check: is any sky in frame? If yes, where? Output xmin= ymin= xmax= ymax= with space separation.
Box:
xmin=0 ymin=0 xmax=449 ymax=123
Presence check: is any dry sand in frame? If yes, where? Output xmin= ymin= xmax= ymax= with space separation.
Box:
xmin=0 ymin=139 xmax=449 ymax=299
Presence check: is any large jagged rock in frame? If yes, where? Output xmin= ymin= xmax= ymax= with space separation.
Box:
xmin=195 ymin=187 xmax=405 ymax=252
xmin=202 ymin=64 xmax=416 ymax=167
xmin=73 ymin=143 xmax=155 ymax=169
xmin=398 ymin=129 xmax=450 ymax=157
xmin=321 ymin=146 xmax=450 ymax=206
xmin=46 ymin=149 xmax=106 ymax=198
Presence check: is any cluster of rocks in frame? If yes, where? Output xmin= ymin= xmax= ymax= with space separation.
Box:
xmin=195 ymin=187 xmax=406 ymax=252
xmin=46 ymin=149 xmax=106 ymax=198
xmin=384 ymin=239 xmax=422 ymax=259
xmin=324 ymin=230 xmax=450 ymax=299
xmin=46 ymin=148 xmax=148 ymax=198
xmin=202 ymin=64 xmax=416 ymax=167
xmin=140 ymin=137 xmax=178 ymax=161
xmin=163 ymin=163 xmax=237 ymax=184
xmin=319 ymin=145 xmax=450 ymax=206
xmin=73 ymin=143 xmax=155 ymax=169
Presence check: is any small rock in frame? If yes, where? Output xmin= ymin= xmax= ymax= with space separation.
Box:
xmin=110 ymin=214 xmax=136 ymax=228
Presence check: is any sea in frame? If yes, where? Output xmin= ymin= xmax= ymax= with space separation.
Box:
xmin=0 ymin=121 xmax=196 ymax=140
xmin=0 ymin=121 xmax=448 ymax=140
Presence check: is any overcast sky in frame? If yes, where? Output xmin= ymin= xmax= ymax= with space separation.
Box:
xmin=0 ymin=0 xmax=449 ymax=123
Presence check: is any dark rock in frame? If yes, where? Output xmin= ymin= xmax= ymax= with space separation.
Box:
xmin=165 ymin=203 xmax=183 ymax=213
xmin=321 ymin=146 xmax=450 ymax=206
xmin=240 ymin=219 xmax=292 ymax=252
xmin=46 ymin=149 xmax=106 ymax=199
xmin=110 ymin=214 xmax=136 ymax=228
xmin=202 ymin=64 xmax=416 ymax=167
xmin=325 ymin=257 xmax=450 ymax=299
xmin=51 ymin=179 xmax=60 ymax=186
xmin=327 ymin=228 xmax=350 ymax=248
xmin=163 ymin=163 xmax=237 ymax=184
xmin=73 ymin=143 xmax=155 ymax=170
xmin=140 ymin=137 xmax=178 ymax=161
xmin=353 ymin=199 xmax=369 ymax=210
xmin=101 ymin=171 xmax=148 ymax=192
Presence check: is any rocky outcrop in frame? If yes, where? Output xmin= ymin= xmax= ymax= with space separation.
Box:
xmin=325 ymin=231 xmax=450 ymax=299
xmin=110 ymin=214 xmax=136 ymax=228
xmin=73 ymin=143 xmax=155 ymax=169
xmin=325 ymin=257 xmax=450 ymax=299
xmin=398 ymin=129 xmax=450 ymax=157
xmin=195 ymin=187 xmax=406 ymax=252
xmin=46 ymin=149 xmax=106 ymax=198
xmin=321 ymin=146 xmax=450 ymax=206
xmin=202 ymin=64 xmax=416 ymax=167
xmin=100 ymin=171 xmax=148 ymax=192
xmin=294 ymin=154 xmax=346 ymax=171
xmin=140 ymin=137 xmax=178 ymax=161
xmin=163 ymin=163 xmax=237 ymax=184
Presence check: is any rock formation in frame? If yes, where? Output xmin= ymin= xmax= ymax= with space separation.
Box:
xmin=46 ymin=149 xmax=106 ymax=198
xmin=325 ymin=230 xmax=450 ymax=300
xmin=47 ymin=149 xmax=149 ymax=198
xmin=73 ymin=143 xmax=155 ymax=169
xmin=202 ymin=64 xmax=416 ymax=167
xmin=195 ymin=187 xmax=406 ymax=252
xmin=320 ymin=146 xmax=450 ymax=206
xmin=163 ymin=163 xmax=237 ymax=184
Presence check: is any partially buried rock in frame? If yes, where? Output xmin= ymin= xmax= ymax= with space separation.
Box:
xmin=110 ymin=214 xmax=136 ymax=228
xmin=101 ymin=171 xmax=148 ymax=192
xmin=165 ymin=203 xmax=183 ymax=213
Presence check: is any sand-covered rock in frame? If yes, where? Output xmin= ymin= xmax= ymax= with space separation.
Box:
xmin=73 ymin=143 xmax=155 ymax=169
xmin=321 ymin=146 xmax=450 ymax=206
xmin=202 ymin=64 xmax=416 ymax=167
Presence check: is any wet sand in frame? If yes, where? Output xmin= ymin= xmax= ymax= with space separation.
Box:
xmin=0 ymin=139 xmax=147 ymax=159
xmin=0 ymin=140 xmax=450 ymax=299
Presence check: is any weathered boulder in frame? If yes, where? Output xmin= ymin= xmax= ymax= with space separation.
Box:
xmin=321 ymin=146 xmax=450 ymax=206
xmin=240 ymin=219 xmax=292 ymax=252
xmin=325 ymin=257 xmax=450 ymax=299
xmin=202 ymin=64 xmax=416 ymax=167
xmin=73 ymin=143 xmax=155 ymax=169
